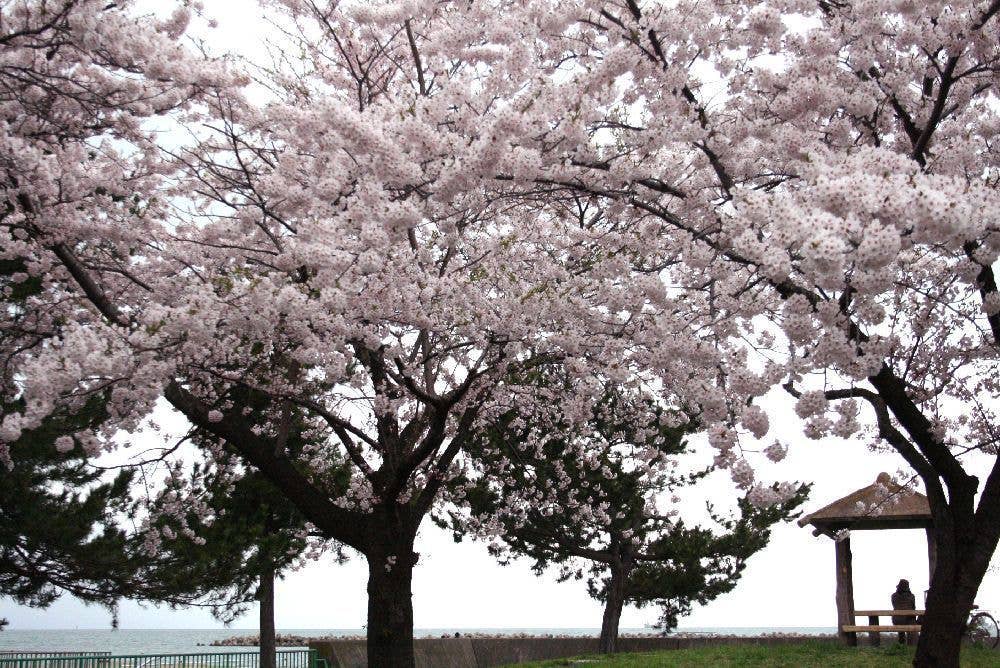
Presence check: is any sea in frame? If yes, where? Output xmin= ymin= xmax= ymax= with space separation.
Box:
xmin=0 ymin=628 xmax=836 ymax=655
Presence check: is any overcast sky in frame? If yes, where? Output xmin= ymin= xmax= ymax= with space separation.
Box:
xmin=3 ymin=2 xmax=998 ymax=634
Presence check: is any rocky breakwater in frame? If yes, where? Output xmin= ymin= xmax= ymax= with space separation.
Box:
xmin=207 ymin=634 xmax=322 ymax=647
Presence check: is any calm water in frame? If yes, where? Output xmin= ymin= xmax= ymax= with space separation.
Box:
xmin=0 ymin=628 xmax=835 ymax=655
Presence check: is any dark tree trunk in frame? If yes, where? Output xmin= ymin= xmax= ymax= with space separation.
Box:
xmin=259 ymin=563 xmax=276 ymax=668
xmin=913 ymin=519 xmax=992 ymax=668
xmin=365 ymin=518 xmax=419 ymax=668
xmin=599 ymin=559 xmax=632 ymax=654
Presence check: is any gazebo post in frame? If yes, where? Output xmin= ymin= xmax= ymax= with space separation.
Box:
xmin=925 ymin=527 xmax=937 ymax=583
xmin=835 ymin=536 xmax=857 ymax=646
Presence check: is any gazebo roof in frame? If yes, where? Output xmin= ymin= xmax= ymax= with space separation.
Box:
xmin=798 ymin=472 xmax=932 ymax=533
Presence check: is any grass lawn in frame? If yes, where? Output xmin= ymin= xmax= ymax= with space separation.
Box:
xmin=508 ymin=641 xmax=1000 ymax=667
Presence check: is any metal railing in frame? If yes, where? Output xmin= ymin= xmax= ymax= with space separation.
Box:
xmin=0 ymin=650 xmax=317 ymax=668
xmin=0 ymin=656 xmax=111 ymax=660
xmin=0 ymin=656 xmax=111 ymax=662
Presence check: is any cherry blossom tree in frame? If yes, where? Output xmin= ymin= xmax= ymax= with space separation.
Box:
xmin=0 ymin=0 xmax=232 ymax=620
xmin=0 ymin=0 xmax=232 ymax=462
xmin=490 ymin=1 xmax=1000 ymax=665
xmin=148 ymin=2 xmax=734 ymax=660
xmin=0 ymin=1 xmax=731 ymax=665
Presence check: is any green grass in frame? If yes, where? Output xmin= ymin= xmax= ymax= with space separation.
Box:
xmin=507 ymin=641 xmax=1000 ymax=667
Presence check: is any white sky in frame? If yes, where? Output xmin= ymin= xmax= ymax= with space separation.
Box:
xmin=4 ymin=1 xmax=999 ymax=634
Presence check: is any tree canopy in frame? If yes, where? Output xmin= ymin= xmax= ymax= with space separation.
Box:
xmin=1 ymin=1 xmax=998 ymax=666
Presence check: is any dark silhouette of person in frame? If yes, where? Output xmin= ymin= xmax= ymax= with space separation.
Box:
xmin=891 ymin=579 xmax=917 ymax=644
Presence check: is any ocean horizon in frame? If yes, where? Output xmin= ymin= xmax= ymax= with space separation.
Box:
xmin=0 ymin=627 xmax=837 ymax=655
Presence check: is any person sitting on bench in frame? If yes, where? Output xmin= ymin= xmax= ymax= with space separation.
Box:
xmin=891 ymin=579 xmax=917 ymax=644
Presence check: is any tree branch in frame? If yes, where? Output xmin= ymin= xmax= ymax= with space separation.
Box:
xmin=164 ymin=382 xmax=368 ymax=553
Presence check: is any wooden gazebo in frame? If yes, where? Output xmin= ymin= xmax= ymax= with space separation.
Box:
xmin=798 ymin=472 xmax=934 ymax=645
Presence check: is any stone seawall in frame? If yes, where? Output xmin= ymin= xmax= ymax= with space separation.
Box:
xmin=310 ymin=635 xmax=835 ymax=667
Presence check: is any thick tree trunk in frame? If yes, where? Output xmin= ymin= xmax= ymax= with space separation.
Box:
xmin=914 ymin=554 xmax=973 ymax=666
xmin=365 ymin=524 xmax=418 ymax=668
xmin=914 ymin=522 xmax=989 ymax=668
xmin=259 ymin=564 xmax=276 ymax=668
xmin=599 ymin=562 xmax=629 ymax=654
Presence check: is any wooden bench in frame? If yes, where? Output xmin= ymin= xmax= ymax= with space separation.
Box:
xmin=843 ymin=610 xmax=924 ymax=646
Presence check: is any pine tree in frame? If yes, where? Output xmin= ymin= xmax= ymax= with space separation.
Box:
xmin=0 ymin=393 xmax=137 ymax=614
xmin=439 ymin=390 xmax=807 ymax=653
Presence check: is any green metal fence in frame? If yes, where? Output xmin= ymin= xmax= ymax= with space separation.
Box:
xmin=0 ymin=650 xmax=319 ymax=668
xmin=0 ymin=655 xmax=111 ymax=661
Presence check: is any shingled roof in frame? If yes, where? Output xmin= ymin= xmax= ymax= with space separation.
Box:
xmin=798 ymin=472 xmax=932 ymax=533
